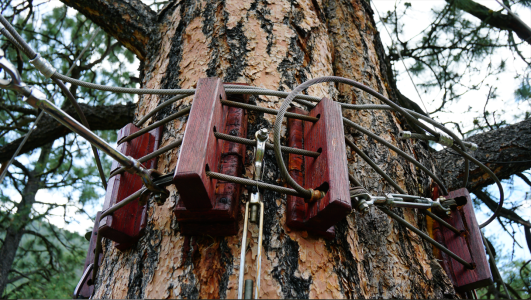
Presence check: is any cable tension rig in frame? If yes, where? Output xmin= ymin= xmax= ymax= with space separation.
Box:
xmin=0 ymin=15 xmax=506 ymax=299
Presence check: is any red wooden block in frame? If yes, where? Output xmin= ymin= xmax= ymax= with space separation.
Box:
xmin=99 ymin=124 xmax=162 ymax=251
xmin=431 ymin=188 xmax=492 ymax=291
xmin=74 ymin=212 xmax=102 ymax=298
xmin=173 ymin=80 xmax=248 ymax=236
xmin=286 ymin=107 xmax=335 ymax=239
xmin=303 ymin=97 xmax=351 ymax=231
xmin=173 ymin=78 xmax=227 ymax=211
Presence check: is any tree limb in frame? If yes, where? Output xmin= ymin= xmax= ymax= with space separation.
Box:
xmin=0 ymin=103 xmax=135 ymax=162
xmin=58 ymin=0 xmax=157 ymax=60
xmin=473 ymin=189 xmax=531 ymax=228
xmin=435 ymin=117 xmax=531 ymax=192
xmin=448 ymin=0 xmax=531 ymax=45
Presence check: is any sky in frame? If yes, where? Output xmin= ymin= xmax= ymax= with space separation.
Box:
xmin=371 ymin=0 xmax=531 ymax=264
xmin=3 ymin=0 xmax=529 ymax=267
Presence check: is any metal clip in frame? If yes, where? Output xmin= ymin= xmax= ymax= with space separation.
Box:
xmin=238 ymin=128 xmax=268 ymax=299
xmin=398 ymin=130 xmax=412 ymax=139
xmin=29 ymin=53 xmax=56 ymax=78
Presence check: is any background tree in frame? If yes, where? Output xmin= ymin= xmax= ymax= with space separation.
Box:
xmin=0 ymin=2 xmax=136 ymax=297
xmin=0 ymin=0 xmax=529 ymax=298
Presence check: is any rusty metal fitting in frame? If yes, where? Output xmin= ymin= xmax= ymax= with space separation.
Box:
xmin=306 ymin=189 xmax=325 ymax=203
xmin=357 ymin=200 xmax=370 ymax=214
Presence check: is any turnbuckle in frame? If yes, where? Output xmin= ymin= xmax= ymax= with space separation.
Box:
xmin=238 ymin=129 xmax=268 ymax=299
xmin=350 ymin=189 xmax=452 ymax=214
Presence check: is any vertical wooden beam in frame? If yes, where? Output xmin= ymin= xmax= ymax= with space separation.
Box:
xmin=431 ymin=187 xmax=493 ymax=291
xmin=99 ymin=124 xmax=162 ymax=251
xmin=286 ymin=107 xmax=335 ymax=239
xmin=173 ymin=78 xmax=227 ymax=211
xmin=303 ymin=97 xmax=351 ymax=232
xmin=74 ymin=211 xmax=102 ymax=298
xmin=174 ymin=80 xmax=248 ymax=236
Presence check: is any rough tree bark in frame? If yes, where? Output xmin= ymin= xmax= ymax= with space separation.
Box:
xmin=56 ymin=0 xmax=510 ymax=298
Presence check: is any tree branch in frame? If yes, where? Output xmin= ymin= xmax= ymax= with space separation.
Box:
xmin=0 ymin=103 xmax=135 ymax=161
xmin=58 ymin=0 xmax=157 ymax=60
xmin=435 ymin=117 xmax=531 ymax=191
xmin=448 ymin=0 xmax=531 ymax=45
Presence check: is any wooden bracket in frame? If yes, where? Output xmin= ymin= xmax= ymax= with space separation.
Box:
xmin=431 ymin=187 xmax=493 ymax=291
xmin=99 ymin=124 xmax=162 ymax=251
xmin=74 ymin=211 xmax=102 ymax=298
xmin=173 ymin=79 xmax=248 ymax=236
xmin=286 ymin=98 xmax=351 ymax=235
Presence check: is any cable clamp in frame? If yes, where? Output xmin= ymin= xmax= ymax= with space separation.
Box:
xmin=467 ymin=142 xmax=478 ymax=151
xmin=29 ymin=54 xmax=56 ymax=78
xmin=398 ymin=130 xmax=412 ymax=139
xmin=438 ymin=132 xmax=453 ymax=147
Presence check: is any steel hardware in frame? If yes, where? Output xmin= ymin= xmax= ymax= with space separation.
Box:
xmin=0 ymin=53 xmax=169 ymax=202
xmin=238 ymin=129 xmax=268 ymax=299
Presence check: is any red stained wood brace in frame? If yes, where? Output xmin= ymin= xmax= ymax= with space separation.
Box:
xmin=286 ymin=98 xmax=351 ymax=234
xmin=173 ymin=79 xmax=248 ymax=236
xmin=99 ymin=124 xmax=162 ymax=251
xmin=431 ymin=187 xmax=493 ymax=291
xmin=74 ymin=211 xmax=102 ymax=299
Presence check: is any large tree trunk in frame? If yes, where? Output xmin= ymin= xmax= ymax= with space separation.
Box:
xmin=90 ymin=0 xmax=457 ymax=298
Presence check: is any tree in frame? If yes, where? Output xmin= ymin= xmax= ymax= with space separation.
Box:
xmin=0 ymin=3 xmax=136 ymax=297
xmin=0 ymin=0 xmax=529 ymax=298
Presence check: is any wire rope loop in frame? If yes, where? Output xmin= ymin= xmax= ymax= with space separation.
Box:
xmin=274 ymin=76 xmax=438 ymax=199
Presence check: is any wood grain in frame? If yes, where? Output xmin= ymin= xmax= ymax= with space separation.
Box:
xmin=76 ymin=211 xmax=102 ymax=298
xmin=286 ymin=107 xmax=335 ymax=239
xmin=303 ymin=97 xmax=351 ymax=232
xmin=99 ymin=123 xmax=162 ymax=251
xmin=173 ymin=78 xmax=227 ymax=211
xmin=173 ymin=80 xmax=249 ymax=236
xmin=431 ymin=188 xmax=493 ymax=291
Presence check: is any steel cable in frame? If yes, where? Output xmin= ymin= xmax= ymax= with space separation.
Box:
xmin=53 ymin=77 xmax=108 ymax=189
xmin=345 ymin=137 xmax=407 ymax=194
xmin=109 ymin=138 xmax=183 ymax=178
xmin=0 ymin=19 xmax=108 ymax=188
xmin=53 ymin=73 xmax=196 ymax=95
xmin=221 ymin=100 xmax=319 ymax=122
xmin=342 ymin=103 xmax=471 ymax=188
xmin=136 ymin=94 xmax=190 ymax=126
xmin=214 ymin=132 xmax=320 ymax=157
xmin=379 ymin=206 xmax=473 ymax=269
xmin=273 ymin=76 xmax=447 ymax=199
xmin=206 ymin=171 xmax=303 ymax=197
xmin=118 ymin=107 xmax=191 ymax=145
xmin=343 ymin=118 xmax=449 ymax=195
xmin=450 ymin=145 xmax=504 ymax=228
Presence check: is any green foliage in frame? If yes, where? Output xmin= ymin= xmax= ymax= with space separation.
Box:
xmin=2 ymin=221 xmax=88 ymax=299
xmin=0 ymin=2 xmax=137 ymax=298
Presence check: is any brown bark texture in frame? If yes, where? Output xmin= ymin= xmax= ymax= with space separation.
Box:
xmin=86 ymin=0 xmax=459 ymax=298
xmin=435 ymin=117 xmax=531 ymax=192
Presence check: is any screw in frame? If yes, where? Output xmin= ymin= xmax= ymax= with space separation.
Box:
xmin=220 ymin=197 xmax=228 ymax=204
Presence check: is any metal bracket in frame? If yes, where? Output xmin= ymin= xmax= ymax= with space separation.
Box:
xmin=238 ymin=129 xmax=268 ymax=299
